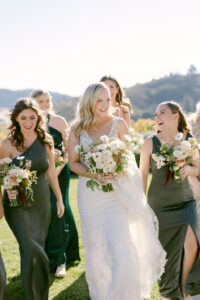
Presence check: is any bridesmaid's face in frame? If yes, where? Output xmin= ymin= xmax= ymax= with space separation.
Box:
xmin=36 ymin=93 xmax=51 ymax=112
xmin=155 ymin=104 xmax=178 ymax=131
xmin=94 ymin=88 xmax=111 ymax=118
xmin=16 ymin=109 xmax=38 ymax=134
xmin=103 ymin=80 xmax=118 ymax=105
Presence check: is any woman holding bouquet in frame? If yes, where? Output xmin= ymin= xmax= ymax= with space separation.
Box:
xmin=100 ymin=75 xmax=132 ymax=127
xmin=0 ymin=199 xmax=6 ymax=300
xmin=31 ymin=89 xmax=80 ymax=277
xmin=140 ymin=101 xmax=200 ymax=299
xmin=0 ymin=98 xmax=64 ymax=300
xmin=68 ymin=82 xmax=166 ymax=300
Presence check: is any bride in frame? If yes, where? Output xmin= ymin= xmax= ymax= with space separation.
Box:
xmin=68 ymin=82 xmax=166 ymax=300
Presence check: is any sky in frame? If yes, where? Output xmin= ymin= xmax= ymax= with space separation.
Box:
xmin=0 ymin=0 xmax=200 ymax=96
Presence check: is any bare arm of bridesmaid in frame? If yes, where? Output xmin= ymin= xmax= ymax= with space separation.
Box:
xmin=45 ymin=143 xmax=64 ymax=218
xmin=140 ymin=137 xmax=152 ymax=194
xmin=0 ymin=138 xmax=18 ymax=203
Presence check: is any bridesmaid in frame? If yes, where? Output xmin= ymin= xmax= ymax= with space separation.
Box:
xmin=0 ymin=98 xmax=64 ymax=299
xmin=0 ymin=198 xmax=6 ymax=300
xmin=100 ymin=75 xmax=132 ymax=127
xmin=31 ymin=90 xmax=80 ymax=278
xmin=188 ymin=102 xmax=200 ymax=218
xmin=140 ymin=101 xmax=200 ymax=299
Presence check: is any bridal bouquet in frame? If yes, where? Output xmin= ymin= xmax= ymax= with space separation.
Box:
xmin=152 ymin=133 xmax=198 ymax=184
xmin=75 ymin=135 xmax=134 ymax=192
xmin=0 ymin=157 xmax=37 ymax=207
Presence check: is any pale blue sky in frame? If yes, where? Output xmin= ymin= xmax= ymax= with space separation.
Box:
xmin=0 ymin=0 xmax=200 ymax=96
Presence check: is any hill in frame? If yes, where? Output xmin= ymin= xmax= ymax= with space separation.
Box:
xmin=1 ymin=67 xmax=200 ymax=123
xmin=0 ymin=89 xmax=72 ymax=108
xmin=55 ymin=70 xmax=200 ymax=122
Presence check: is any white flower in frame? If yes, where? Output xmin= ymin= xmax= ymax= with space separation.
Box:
xmin=100 ymin=135 xmax=109 ymax=144
xmin=0 ymin=157 xmax=12 ymax=164
xmin=109 ymin=140 xmax=120 ymax=151
xmin=16 ymin=156 xmax=25 ymax=160
xmin=92 ymin=152 xmax=102 ymax=163
xmin=175 ymin=132 xmax=184 ymax=141
xmin=124 ymin=134 xmax=131 ymax=142
xmin=74 ymin=145 xmax=81 ymax=153
xmin=101 ymin=150 xmax=112 ymax=160
xmin=96 ymin=144 xmax=107 ymax=151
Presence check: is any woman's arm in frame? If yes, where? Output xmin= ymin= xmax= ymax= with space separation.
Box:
xmin=122 ymin=106 xmax=131 ymax=128
xmin=46 ymin=144 xmax=64 ymax=218
xmin=0 ymin=139 xmax=18 ymax=206
xmin=140 ymin=137 xmax=152 ymax=194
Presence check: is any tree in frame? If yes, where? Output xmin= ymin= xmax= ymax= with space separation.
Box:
xmin=187 ymin=65 xmax=198 ymax=75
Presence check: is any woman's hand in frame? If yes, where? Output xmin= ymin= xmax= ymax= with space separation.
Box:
xmin=55 ymin=163 xmax=65 ymax=176
xmin=95 ymin=173 xmax=117 ymax=185
xmin=57 ymin=200 xmax=65 ymax=218
xmin=179 ymin=165 xmax=190 ymax=180
xmin=7 ymin=189 xmax=18 ymax=200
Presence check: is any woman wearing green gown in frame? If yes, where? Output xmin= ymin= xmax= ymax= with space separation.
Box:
xmin=1 ymin=98 xmax=64 ymax=299
xmin=31 ymin=90 xmax=80 ymax=278
xmin=140 ymin=101 xmax=200 ymax=300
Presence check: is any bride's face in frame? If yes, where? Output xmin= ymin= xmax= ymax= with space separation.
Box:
xmin=94 ymin=88 xmax=111 ymax=118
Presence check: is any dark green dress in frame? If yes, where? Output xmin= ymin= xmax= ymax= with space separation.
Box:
xmin=45 ymin=122 xmax=80 ymax=272
xmin=0 ymin=251 xmax=6 ymax=300
xmin=148 ymin=135 xmax=200 ymax=298
xmin=3 ymin=138 xmax=50 ymax=300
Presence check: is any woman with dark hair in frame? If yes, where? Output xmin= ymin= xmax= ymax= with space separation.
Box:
xmin=0 ymin=202 xmax=6 ymax=300
xmin=0 ymin=98 xmax=64 ymax=300
xmin=140 ymin=101 xmax=200 ymax=299
xmin=100 ymin=75 xmax=132 ymax=127
xmin=31 ymin=90 xmax=80 ymax=278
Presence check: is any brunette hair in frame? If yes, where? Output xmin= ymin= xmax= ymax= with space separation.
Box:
xmin=160 ymin=101 xmax=190 ymax=133
xmin=100 ymin=75 xmax=133 ymax=112
xmin=8 ymin=98 xmax=53 ymax=151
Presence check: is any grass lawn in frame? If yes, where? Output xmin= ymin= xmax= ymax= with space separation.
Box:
xmin=1 ymin=175 xmax=161 ymax=299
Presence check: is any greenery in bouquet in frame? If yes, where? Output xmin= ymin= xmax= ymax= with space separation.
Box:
xmin=75 ymin=135 xmax=134 ymax=192
xmin=0 ymin=157 xmax=37 ymax=207
xmin=152 ymin=132 xmax=198 ymax=184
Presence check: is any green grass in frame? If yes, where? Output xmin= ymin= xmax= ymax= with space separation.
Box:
xmin=1 ymin=175 xmax=161 ymax=300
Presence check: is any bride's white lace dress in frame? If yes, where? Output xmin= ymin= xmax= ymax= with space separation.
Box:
xmin=78 ymin=119 xmax=166 ymax=300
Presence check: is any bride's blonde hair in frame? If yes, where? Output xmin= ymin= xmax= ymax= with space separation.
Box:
xmin=73 ymin=82 xmax=110 ymax=137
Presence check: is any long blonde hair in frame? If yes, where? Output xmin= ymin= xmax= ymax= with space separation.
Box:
xmin=73 ymin=82 xmax=110 ymax=137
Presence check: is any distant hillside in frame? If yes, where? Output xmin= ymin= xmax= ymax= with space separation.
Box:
xmin=55 ymin=70 xmax=200 ymax=122
xmin=125 ymin=71 xmax=200 ymax=119
xmin=2 ymin=67 xmax=200 ymax=123
xmin=0 ymin=89 xmax=72 ymax=108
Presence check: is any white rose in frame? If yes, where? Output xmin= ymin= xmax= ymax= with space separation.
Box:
xmin=100 ymin=135 xmax=109 ymax=144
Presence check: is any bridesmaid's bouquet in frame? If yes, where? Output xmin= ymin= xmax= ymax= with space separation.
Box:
xmin=152 ymin=132 xmax=199 ymax=184
xmin=75 ymin=135 xmax=134 ymax=192
xmin=0 ymin=157 xmax=37 ymax=207
xmin=54 ymin=149 xmax=66 ymax=170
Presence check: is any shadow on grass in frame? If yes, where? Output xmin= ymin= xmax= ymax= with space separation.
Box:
xmin=53 ymin=272 xmax=90 ymax=300
xmin=4 ymin=274 xmax=24 ymax=300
